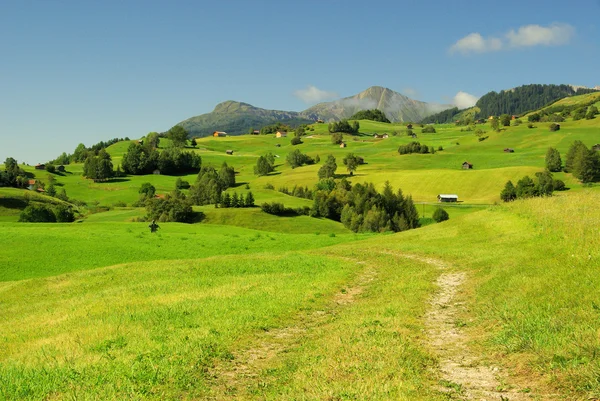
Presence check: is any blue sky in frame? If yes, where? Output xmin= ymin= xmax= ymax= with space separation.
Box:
xmin=1 ymin=0 xmax=599 ymax=164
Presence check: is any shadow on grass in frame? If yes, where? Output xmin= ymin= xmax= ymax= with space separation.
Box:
xmin=0 ymin=198 xmax=27 ymax=210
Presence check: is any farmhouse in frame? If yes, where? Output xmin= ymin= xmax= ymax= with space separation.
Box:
xmin=462 ymin=161 xmax=473 ymax=169
xmin=504 ymin=148 xmax=514 ymax=153
xmin=316 ymin=119 xmax=324 ymax=123
xmin=226 ymin=150 xmax=234 ymax=155
xmin=213 ymin=131 xmax=227 ymax=137
xmin=27 ymin=179 xmax=36 ymax=191
xmin=437 ymin=194 xmax=458 ymax=203
xmin=251 ymin=130 xmax=260 ymax=135
xmin=382 ymin=133 xmax=389 ymax=139
xmin=35 ymin=163 xmax=45 ymax=170
xmin=373 ymin=133 xmax=384 ymax=139
xmin=276 ymin=131 xmax=288 ymax=138
xmin=340 ymin=142 xmax=347 ymax=148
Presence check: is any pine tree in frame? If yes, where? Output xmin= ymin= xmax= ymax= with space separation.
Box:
xmin=500 ymin=181 xmax=517 ymax=202
xmin=245 ymin=191 xmax=255 ymax=207
xmin=545 ymin=147 xmax=562 ymax=172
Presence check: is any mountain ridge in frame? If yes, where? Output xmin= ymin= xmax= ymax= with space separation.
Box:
xmin=177 ymin=86 xmax=450 ymax=138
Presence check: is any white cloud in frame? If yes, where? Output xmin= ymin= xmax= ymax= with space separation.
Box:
xmin=449 ymin=33 xmax=502 ymax=54
xmin=294 ymin=85 xmax=338 ymax=104
xmin=452 ymin=91 xmax=479 ymax=109
xmin=449 ymin=23 xmax=575 ymax=55
xmin=506 ymin=23 xmax=574 ymax=47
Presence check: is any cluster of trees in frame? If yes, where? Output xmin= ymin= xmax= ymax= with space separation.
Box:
xmin=260 ymin=202 xmax=310 ymax=216
xmin=500 ymin=171 xmax=565 ymax=201
xmin=260 ymin=122 xmax=292 ymax=135
xmin=398 ymin=142 xmax=436 ymax=155
xmin=476 ymin=84 xmax=597 ymax=119
xmin=83 ymin=149 xmax=114 ymax=181
xmin=278 ymin=185 xmax=314 ymax=200
xmin=287 ymin=149 xmax=315 ymax=168
xmin=564 ymin=141 xmax=600 ymax=183
xmin=0 ymin=158 xmax=28 ymax=188
xmin=528 ymin=103 xmax=598 ymax=123
xmin=545 ymin=143 xmax=600 ymax=183
xmin=219 ymin=191 xmax=255 ymax=208
xmin=328 ymin=120 xmax=359 ymax=134
xmin=349 ymin=109 xmax=391 ymax=123
xmin=311 ymin=179 xmax=420 ymax=233
xmin=189 ymin=163 xmax=236 ymax=205
xmin=121 ymin=142 xmax=201 ymax=175
xmin=421 ymin=107 xmax=463 ymax=124
xmin=146 ymin=189 xmax=194 ymax=223
xmin=19 ymin=204 xmax=75 ymax=223
xmin=331 ymin=132 xmax=344 ymax=145
xmin=55 ymin=137 xmax=130 ymax=165
xmin=254 ymin=153 xmax=276 ymax=176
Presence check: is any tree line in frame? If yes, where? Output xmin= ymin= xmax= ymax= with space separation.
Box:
xmin=349 ymin=109 xmax=390 ymax=123
xmin=328 ymin=120 xmax=359 ymax=134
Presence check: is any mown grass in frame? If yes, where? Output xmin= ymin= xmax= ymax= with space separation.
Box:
xmin=211 ymin=249 xmax=443 ymax=400
xmin=0 ymin=222 xmax=362 ymax=281
xmin=0 ymin=253 xmax=357 ymax=400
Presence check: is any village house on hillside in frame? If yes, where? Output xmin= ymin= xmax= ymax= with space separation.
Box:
xmin=462 ymin=161 xmax=473 ymax=169
xmin=213 ymin=131 xmax=227 ymax=137
xmin=34 ymin=163 xmax=45 ymax=170
xmin=504 ymin=148 xmax=514 ymax=153
xmin=276 ymin=131 xmax=287 ymax=138
xmin=437 ymin=194 xmax=458 ymax=203
xmin=340 ymin=142 xmax=347 ymax=148
xmin=251 ymin=130 xmax=260 ymax=135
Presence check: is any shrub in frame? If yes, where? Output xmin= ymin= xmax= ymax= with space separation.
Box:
xmin=19 ymin=204 xmax=56 ymax=222
xmin=290 ymin=136 xmax=302 ymax=146
xmin=422 ymin=125 xmax=436 ymax=133
xmin=432 ymin=208 xmax=449 ymax=223
xmin=549 ymin=123 xmax=560 ymax=132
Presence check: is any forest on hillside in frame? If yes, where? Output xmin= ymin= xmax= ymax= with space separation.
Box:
xmin=421 ymin=84 xmax=598 ymax=123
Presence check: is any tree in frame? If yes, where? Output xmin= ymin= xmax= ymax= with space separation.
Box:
xmin=139 ymin=182 xmax=156 ymax=200
xmin=500 ymin=114 xmax=511 ymax=127
xmin=83 ymin=150 xmax=114 ymax=181
xmin=219 ymin=162 xmax=236 ymax=189
xmin=342 ymin=153 xmax=360 ymax=175
xmin=349 ymin=109 xmax=391 ymax=123
xmin=516 ymin=176 xmax=536 ymax=198
xmin=490 ymin=116 xmax=500 ymax=132
xmin=290 ymin=136 xmax=302 ymax=145
xmin=145 ymin=132 xmax=160 ymax=149
xmin=254 ymin=155 xmax=274 ymax=176
xmin=19 ymin=204 xmax=56 ymax=222
xmin=45 ymin=164 xmax=56 ymax=174
xmin=586 ymin=105 xmax=598 ymax=120
xmin=72 ymin=143 xmax=88 ymax=162
xmin=422 ymin=125 xmax=436 ymax=133
xmin=565 ymin=141 xmax=588 ymax=173
xmin=432 ymin=207 xmax=449 ymax=222
xmin=46 ymin=183 xmax=56 ymax=197
xmin=245 ymin=191 xmax=255 ymax=207
xmin=221 ymin=192 xmax=231 ymax=208
xmin=318 ymin=155 xmax=337 ymax=179
xmin=545 ymin=147 xmax=562 ymax=172
xmin=331 ymin=132 xmax=343 ymax=145
xmin=528 ymin=113 xmax=541 ymax=123
xmin=167 ymin=125 xmax=188 ymax=148
xmin=500 ymin=180 xmax=517 ymax=202
xmin=56 ymin=188 xmax=69 ymax=201
xmin=190 ymin=138 xmax=197 ymax=148
xmin=231 ymin=192 xmax=239 ymax=208
xmin=145 ymin=190 xmax=194 ymax=223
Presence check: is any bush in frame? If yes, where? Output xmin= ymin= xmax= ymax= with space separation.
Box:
xmin=19 ymin=204 xmax=56 ymax=222
xmin=422 ymin=125 xmax=436 ymax=133
xmin=527 ymin=123 xmax=535 ymax=129
xmin=290 ymin=136 xmax=302 ymax=146
xmin=549 ymin=123 xmax=560 ymax=132
xmin=432 ymin=208 xmax=449 ymax=223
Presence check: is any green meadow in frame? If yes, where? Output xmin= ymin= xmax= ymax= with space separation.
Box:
xmin=1 ymin=96 xmax=600 ymax=399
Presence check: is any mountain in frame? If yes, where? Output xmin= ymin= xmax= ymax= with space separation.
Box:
xmin=177 ymin=101 xmax=312 ymax=138
xmin=176 ymin=86 xmax=451 ymax=138
xmin=301 ymin=86 xmax=449 ymax=123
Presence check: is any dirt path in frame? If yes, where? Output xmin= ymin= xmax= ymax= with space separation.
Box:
xmin=424 ymin=258 xmax=542 ymax=400
xmin=209 ymin=258 xmax=376 ymax=399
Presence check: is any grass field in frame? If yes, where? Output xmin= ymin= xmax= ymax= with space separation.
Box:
xmin=2 ymin=96 xmax=600 ymax=399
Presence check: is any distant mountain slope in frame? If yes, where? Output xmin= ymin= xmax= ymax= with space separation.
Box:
xmin=176 ymin=86 xmax=451 ymax=138
xmin=300 ymin=86 xmax=449 ymax=123
xmin=178 ymin=101 xmax=312 ymax=138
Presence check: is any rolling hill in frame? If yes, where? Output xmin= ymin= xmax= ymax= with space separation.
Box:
xmin=177 ymin=86 xmax=451 ymax=138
